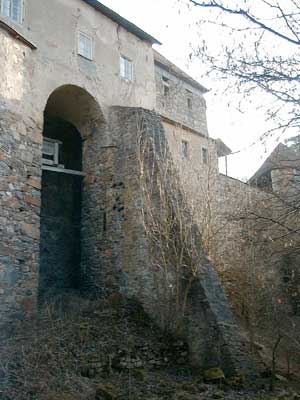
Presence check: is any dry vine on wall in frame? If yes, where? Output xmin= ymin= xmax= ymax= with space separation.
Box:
xmin=137 ymin=116 xmax=204 ymax=334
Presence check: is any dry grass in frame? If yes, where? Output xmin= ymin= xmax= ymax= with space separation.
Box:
xmin=1 ymin=293 xmax=299 ymax=400
xmin=0 ymin=293 xmax=190 ymax=400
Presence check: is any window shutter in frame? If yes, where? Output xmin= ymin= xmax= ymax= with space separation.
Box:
xmin=12 ymin=0 xmax=22 ymax=22
xmin=78 ymin=32 xmax=93 ymax=60
xmin=1 ymin=0 xmax=11 ymax=18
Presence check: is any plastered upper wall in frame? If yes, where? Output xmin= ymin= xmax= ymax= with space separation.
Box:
xmin=0 ymin=0 xmax=156 ymax=122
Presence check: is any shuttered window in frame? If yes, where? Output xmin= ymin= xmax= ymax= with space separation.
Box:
xmin=78 ymin=32 xmax=93 ymax=60
xmin=120 ymin=56 xmax=133 ymax=81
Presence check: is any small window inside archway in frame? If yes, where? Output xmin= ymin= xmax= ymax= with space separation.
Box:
xmin=42 ymin=117 xmax=82 ymax=172
xmin=42 ymin=138 xmax=63 ymax=167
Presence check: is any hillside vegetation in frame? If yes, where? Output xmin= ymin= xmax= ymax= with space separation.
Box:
xmin=0 ymin=294 xmax=299 ymax=400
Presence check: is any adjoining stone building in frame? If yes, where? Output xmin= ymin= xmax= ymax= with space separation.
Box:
xmin=248 ymin=143 xmax=300 ymax=317
xmin=0 ymin=0 xmax=255 ymax=374
xmin=154 ymin=43 xmax=300 ymax=335
xmin=249 ymin=143 xmax=300 ymax=195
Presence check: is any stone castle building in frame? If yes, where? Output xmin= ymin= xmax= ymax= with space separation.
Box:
xmin=0 ymin=0 xmax=256 ymax=374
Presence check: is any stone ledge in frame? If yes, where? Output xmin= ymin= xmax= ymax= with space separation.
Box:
xmin=0 ymin=18 xmax=37 ymax=50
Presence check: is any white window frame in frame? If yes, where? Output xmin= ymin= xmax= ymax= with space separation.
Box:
xmin=42 ymin=137 xmax=64 ymax=168
xmin=120 ymin=55 xmax=133 ymax=82
xmin=0 ymin=0 xmax=23 ymax=24
xmin=78 ymin=31 xmax=93 ymax=61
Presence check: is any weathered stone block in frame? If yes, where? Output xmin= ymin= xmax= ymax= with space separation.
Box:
xmin=21 ymin=222 xmax=39 ymax=239
xmin=19 ymin=150 xmax=34 ymax=164
xmin=23 ymin=194 xmax=41 ymax=207
xmin=27 ymin=177 xmax=41 ymax=190
xmin=3 ymin=196 xmax=21 ymax=209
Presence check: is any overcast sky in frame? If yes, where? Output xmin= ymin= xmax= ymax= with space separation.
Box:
xmin=99 ymin=0 xmax=286 ymax=180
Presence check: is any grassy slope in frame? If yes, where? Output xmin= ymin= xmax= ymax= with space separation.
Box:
xmin=0 ymin=294 xmax=298 ymax=400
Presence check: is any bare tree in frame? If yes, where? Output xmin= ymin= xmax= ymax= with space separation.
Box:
xmin=185 ymin=0 xmax=300 ymax=139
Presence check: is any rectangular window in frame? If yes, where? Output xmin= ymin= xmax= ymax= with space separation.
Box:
xmin=162 ymin=76 xmax=170 ymax=96
xmin=78 ymin=32 xmax=93 ymax=60
xmin=202 ymin=147 xmax=208 ymax=164
xmin=182 ymin=140 xmax=189 ymax=159
xmin=186 ymin=90 xmax=193 ymax=110
xmin=1 ymin=0 xmax=22 ymax=23
xmin=120 ymin=56 xmax=133 ymax=81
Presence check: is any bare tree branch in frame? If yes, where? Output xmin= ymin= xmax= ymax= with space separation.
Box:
xmin=189 ymin=0 xmax=300 ymax=45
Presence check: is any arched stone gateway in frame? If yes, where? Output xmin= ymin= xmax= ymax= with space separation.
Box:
xmin=44 ymin=85 xmax=104 ymax=141
xmin=39 ymin=85 xmax=113 ymax=298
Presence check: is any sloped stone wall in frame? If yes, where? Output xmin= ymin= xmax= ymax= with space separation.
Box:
xmin=106 ymin=107 xmax=255 ymax=376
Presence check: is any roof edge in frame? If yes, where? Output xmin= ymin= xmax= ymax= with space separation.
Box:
xmin=248 ymin=143 xmax=297 ymax=184
xmin=154 ymin=53 xmax=209 ymax=94
xmin=215 ymin=138 xmax=232 ymax=157
xmin=160 ymin=114 xmax=208 ymax=139
xmin=81 ymin=0 xmax=161 ymax=45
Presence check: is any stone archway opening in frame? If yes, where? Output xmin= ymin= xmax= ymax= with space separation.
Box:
xmin=39 ymin=85 xmax=104 ymax=298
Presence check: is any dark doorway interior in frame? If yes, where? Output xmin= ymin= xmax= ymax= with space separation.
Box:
xmin=39 ymin=116 xmax=83 ymax=297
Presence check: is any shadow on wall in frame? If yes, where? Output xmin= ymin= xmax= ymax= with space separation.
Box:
xmin=39 ymin=117 xmax=83 ymax=297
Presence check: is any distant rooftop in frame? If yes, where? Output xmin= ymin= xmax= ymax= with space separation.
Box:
xmin=81 ymin=0 xmax=161 ymax=45
xmin=249 ymin=143 xmax=298 ymax=184
xmin=154 ymin=50 xmax=209 ymax=94
xmin=215 ymin=139 xmax=232 ymax=157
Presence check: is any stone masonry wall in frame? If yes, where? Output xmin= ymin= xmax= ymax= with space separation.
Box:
xmin=0 ymin=0 xmax=159 ymax=330
xmin=80 ymin=120 xmax=125 ymax=296
xmin=210 ymin=174 xmax=259 ymax=271
xmin=155 ymin=66 xmax=208 ymax=136
xmin=105 ymin=107 xmax=156 ymax=305
xmin=0 ymin=93 xmax=255 ymax=374
xmin=0 ymin=3 xmax=256 ymax=373
xmin=0 ymin=106 xmax=41 ymax=335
